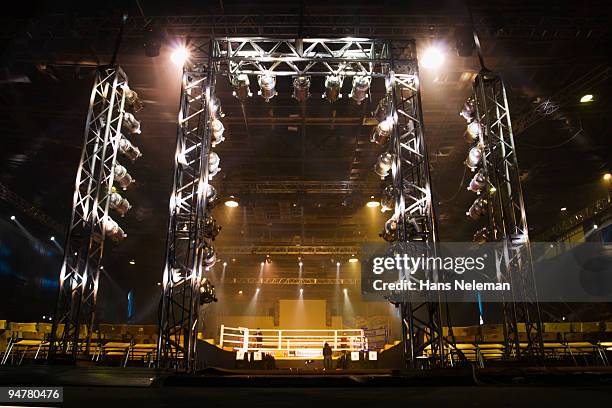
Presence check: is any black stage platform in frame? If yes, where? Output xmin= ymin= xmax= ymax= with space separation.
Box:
xmin=1 ymin=366 xmax=612 ymax=407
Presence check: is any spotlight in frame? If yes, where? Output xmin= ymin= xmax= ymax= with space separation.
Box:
xmin=122 ymin=112 xmax=141 ymax=134
xmin=374 ymin=98 xmax=391 ymax=123
xmin=579 ymin=94 xmax=594 ymax=103
xmin=593 ymin=224 xmax=598 ymax=230
xmin=343 ymin=288 xmax=348 ymax=294
xmin=292 ymin=76 xmax=311 ymax=102
xmin=231 ymin=74 xmax=252 ymax=100
xmin=467 ymin=197 xmax=487 ymax=220
xmin=366 ymin=196 xmax=380 ymax=208
xmin=171 ymin=45 xmax=189 ymax=67
xmin=261 ymin=261 xmax=265 ymax=267
xmin=224 ymin=196 xmax=239 ymax=208
xmin=206 ymin=185 xmax=218 ymax=208
xmin=223 ymin=262 xmax=228 ymax=267
xmin=420 ymin=46 xmax=445 ymax=69
xmin=114 ymin=165 xmax=134 ymax=190
xmin=143 ymin=23 xmax=165 ymax=57
xmin=459 ymin=98 xmax=476 ymax=122
xmin=371 ymin=117 xmax=394 ymax=145
xmin=199 ymin=279 xmax=217 ymax=305
xmin=203 ymin=244 xmax=217 ymax=268
xmin=465 ymin=120 xmax=483 ymax=143
xmin=468 ymin=171 xmax=486 ymax=193
xmin=103 ymin=216 xmax=126 ymax=241
xmin=203 ymin=215 xmax=221 ymax=239
xmin=257 ymin=74 xmax=277 ymax=102
xmin=10 ymin=215 xmax=15 ymax=221
xmin=211 ymin=119 xmax=225 ymax=147
xmin=348 ymin=256 xmax=359 ymax=263
xmin=109 ymin=191 xmax=131 ymax=216
xmin=209 ymin=95 xmax=225 ymax=119
xmin=238 ymin=290 xmax=243 ymax=295
xmin=323 ymin=75 xmax=343 ymax=102
xmin=299 ymin=288 xmax=304 ymax=294
xmin=604 ymin=173 xmax=611 ymax=181
xmin=256 ymin=287 xmax=260 ymax=293
xmin=465 ymin=146 xmax=483 ymax=170
xmin=380 ymin=185 xmax=395 ymax=213
xmin=129 ymin=259 xmax=135 ymax=265
xmin=119 ymin=136 xmax=142 ymax=161
xmin=349 ymin=76 xmax=371 ymax=104
xmin=50 ymin=236 xmax=55 ymax=241
xmin=123 ymin=86 xmax=144 ymax=113
xmin=472 ymin=227 xmax=490 ymax=244
xmin=560 ymin=207 xmax=567 ymax=212
xmin=299 ymin=261 xmax=303 ymax=267
xmin=336 ymin=261 xmax=341 ymax=267
xmin=374 ymin=152 xmax=394 ymax=179
xmin=208 ymin=152 xmax=221 ymax=178
xmin=380 ymin=216 xmax=398 ymax=242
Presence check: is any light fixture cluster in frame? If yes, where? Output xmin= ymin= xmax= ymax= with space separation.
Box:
xmin=229 ymin=73 xmax=371 ymax=104
xmin=105 ymin=85 xmax=144 ymax=242
xmin=459 ymin=97 xmax=491 ymax=240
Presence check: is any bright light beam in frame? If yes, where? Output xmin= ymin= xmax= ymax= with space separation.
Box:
xmin=171 ymin=45 xmax=190 ymax=67
xmin=420 ymin=46 xmax=445 ymax=69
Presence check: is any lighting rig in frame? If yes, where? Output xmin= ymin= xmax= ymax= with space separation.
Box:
xmin=48 ymin=67 xmax=144 ymax=360
xmin=459 ymin=71 xmax=544 ymax=360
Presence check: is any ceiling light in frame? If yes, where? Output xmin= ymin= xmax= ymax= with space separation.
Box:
xmin=129 ymin=259 xmax=135 ymax=265
xmin=349 ymin=75 xmax=371 ymax=104
xmin=299 ymin=261 xmax=303 ymax=267
xmin=224 ymin=196 xmax=239 ymax=207
xmin=336 ymin=261 xmax=341 ymax=267
xmin=299 ymin=288 xmax=304 ymax=294
xmin=261 ymin=261 xmax=265 ymax=267
xmin=420 ymin=46 xmax=445 ymax=69
xmin=560 ymin=207 xmax=567 ymax=211
xmin=343 ymin=288 xmax=348 ymax=294
xmin=203 ymin=244 xmax=216 ymax=268
xmin=349 ymin=256 xmax=358 ymax=263
xmin=323 ymin=75 xmax=343 ymax=102
xmin=292 ymin=76 xmax=311 ymax=102
xmin=238 ymin=290 xmax=243 ymax=295
xmin=258 ymin=74 xmax=277 ymax=102
xmin=593 ymin=224 xmax=598 ymax=230
xmin=579 ymin=94 xmax=594 ymax=103
xmin=380 ymin=216 xmax=398 ymax=242
xmin=10 ymin=216 xmax=16 ymax=221
xmin=256 ymin=288 xmax=260 ymax=293
xmin=603 ymin=173 xmax=611 ymax=181
xmin=366 ymin=196 xmax=380 ymax=208
xmin=171 ymin=45 xmax=189 ymax=67
xmin=50 ymin=236 xmax=55 ymax=241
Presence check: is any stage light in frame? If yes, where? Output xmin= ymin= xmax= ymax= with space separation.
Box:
xmin=593 ymin=224 xmax=598 ymax=230
xmin=292 ymin=76 xmax=311 ymax=102
xmin=467 ymin=197 xmax=487 ymax=220
xmin=203 ymin=244 xmax=217 ymax=268
xmin=336 ymin=261 xmax=341 ymax=267
xmin=223 ymin=261 xmax=228 ymax=267
xmin=380 ymin=216 xmax=398 ymax=242
xmin=119 ymin=136 xmax=142 ymax=161
xmin=468 ymin=171 xmax=486 ymax=193
xmin=472 ymin=227 xmax=489 ymax=244
xmin=122 ymin=112 xmax=141 ymax=134
xmin=374 ymin=152 xmax=394 ymax=179
xmin=199 ymin=279 xmax=217 ymax=304
xmin=343 ymin=288 xmax=348 ymax=294
xmin=171 ymin=45 xmax=189 ymax=67
xmin=10 ymin=215 xmax=15 ymax=221
xmin=459 ymin=98 xmax=476 ymax=122
xmin=374 ymin=98 xmax=391 ymax=122
xmin=103 ymin=217 xmax=126 ymax=241
xmin=300 ymin=288 xmax=304 ymax=294
xmin=231 ymin=74 xmax=252 ymax=100
xmin=238 ymin=290 xmax=243 ymax=295
xmin=224 ymin=196 xmax=239 ymax=207
xmin=465 ymin=120 xmax=483 ymax=143
xmin=560 ymin=207 xmax=567 ymax=211
xmin=129 ymin=259 xmax=135 ymax=265
xmin=420 ymin=46 xmax=445 ymax=69
xmin=261 ymin=261 xmax=265 ymax=267
xmin=604 ymin=173 xmax=611 ymax=181
xmin=211 ymin=119 xmax=225 ymax=147
xmin=258 ymin=74 xmax=277 ymax=102
xmin=380 ymin=185 xmax=395 ymax=213
xmin=50 ymin=236 xmax=55 ymax=241
xmin=123 ymin=86 xmax=144 ymax=112
xmin=208 ymin=152 xmax=221 ymax=178
xmin=203 ymin=215 xmax=221 ymax=239
xmin=299 ymin=261 xmax=303 ymax=267
xmin=371 ymin=117 xmax=394 ymax=145
xmin=489 ymin=186 xmax=496 ymax=194
xmin=256 ymin=288 xmax=260 ymax=294
xmin=349 ymin=256 xmax=358 ymax=263
xmin=109 ymin=191 xmax=131 ymax=216
xmin=580 ymin=94 xmax=593 ymax=103
xmin=366 ymin=196 xmax=380 ymax=208
xmin=209 ymin=95 xmax=225 ymax=119
xmin=349 ymin=75 xmax=371 ymax=104
xmin=323 ymin=75 xmax=343 ymax=102
xmin=206 ymin=185 xmax=218 ymax=208
xmin=114 ymin=165 xmax=134 ymax=190
xmin=465 ymin=146 xmax=483 ymax=170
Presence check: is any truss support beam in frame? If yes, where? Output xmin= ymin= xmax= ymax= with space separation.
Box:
xmin=472 ymin=70 xmax=544 ymax=361
xmin=48 ymin=66 xmax=128 ymax=361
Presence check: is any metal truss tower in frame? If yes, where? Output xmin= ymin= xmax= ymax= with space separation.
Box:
xmin=157 ymin=41 xmax=217 ymax=370
xmin=157 ymin=37 xmax=450 ymax=369
xmin=471 ymin=70 xmax=544 ymax=360
xmin=49 ymin=66 xmax=129 ymax=360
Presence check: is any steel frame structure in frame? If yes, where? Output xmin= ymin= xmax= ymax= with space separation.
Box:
xmin=471 ymin=70 xmax=544 ymax=360
xmin=48 ymin=66 xmax=128 ymax=360
xmin=157 ymin=40 xmax=218 ymax=370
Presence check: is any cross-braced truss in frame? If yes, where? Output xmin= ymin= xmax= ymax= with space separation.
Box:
xmin=49 ymin=66 xmax=128 ymax=360
xmin=472 ymin=71 xmax=544 ymax=360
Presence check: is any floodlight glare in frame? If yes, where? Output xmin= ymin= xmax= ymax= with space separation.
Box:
xmin=366 ymin=196 xmax=380 ymax=208
xmin=171 ymin=45 xmax=189 ymax=67
xmin=420 ymin=46 xmax=445 ymax=69
xmin=258 ymin=74 xmax=277 ymax=102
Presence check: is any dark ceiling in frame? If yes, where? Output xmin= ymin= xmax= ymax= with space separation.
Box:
xmin=0 ymin=0 xmax=610 ymax=321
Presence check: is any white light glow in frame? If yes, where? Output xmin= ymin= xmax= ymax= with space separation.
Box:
xmin=580 ymin=94 xmax=594 ymax=103
xmin=171 ymin=46 xmax=189 ymax=67
xmin=420 ymin=46 xmax=445 ymax=69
